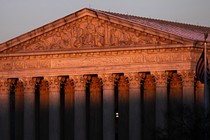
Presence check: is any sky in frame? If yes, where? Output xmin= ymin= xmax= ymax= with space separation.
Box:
xmin=0 ymin=0 xmax=210 ymax=43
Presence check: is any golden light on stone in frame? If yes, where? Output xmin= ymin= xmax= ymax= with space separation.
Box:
xmin=0 ymin=8 xmax=208 ymax=140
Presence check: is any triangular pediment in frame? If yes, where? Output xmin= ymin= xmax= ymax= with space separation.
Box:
xmin=0 ymin=8 xmax=192 ymax=54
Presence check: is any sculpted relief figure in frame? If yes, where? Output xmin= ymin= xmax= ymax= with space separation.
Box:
xmin=72 ymin=23 xmax=84 ymax=48
xmin=111 ymin=28 xmax=122 ymax=46
xmin=131 ymin=32 xmax=140 ymax=45
xmin=7 ymin=16 xmax=169 ymax=53
xmin=59 ymin=28 xmax=73 ymax=48
xmin=121 ymin=31 xmax=131 ymax=45
xmin=71 ymin=18 xmax=105 ymax=48
xmin=26 ymin=41 xmax=48 ymax=51
xmin=82 ymin=20 xmax=95 ymax=46
xmin=48 ymin=33 xmax=64 ymax=49
xmin=110 ymin=28 xmax=132 ymax=46
xmin=95 ymin=23 xmax=105 ymax=47
xmin=25 ymin=29 xmax=71 ymax=51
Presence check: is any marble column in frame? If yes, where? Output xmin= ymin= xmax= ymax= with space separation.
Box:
xmin=0 ymin=78 xmax=10 ymax=140
xmin=125 ymin=72 xmax=141 ymax=140
xmin=47 ymin=76 xmax=60 ymax=140
xmin=179 ymin=70 xmax=195 ymax=137
xmin=23 ymin=77 xmax=35 ymax=140
xmin=152 ymin=71 xmax=168 ymax=131
xmin=143 ymin=73 xmax=156 ymax=140
xmin=118 ymin=75 xmax=129 ymax=140
xmin=89 ymin=76 xmax=103 ymax=140
xmin=179 ymin=70 xmax=195 ymax=109
xmin=63 ymin=77 xmax=75 ymax=140
xmin=14 ymin=79 xmax=24 ymax=140
xmin=99 ymin=74 xmax=115 ymax=140
xmin=73 ymin=75 xmax=87 ymax=140
xmin=39 ymin=79 xmax=50 ymax=140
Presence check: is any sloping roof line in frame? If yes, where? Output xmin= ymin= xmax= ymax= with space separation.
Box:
xmin=92 ymin=9 xmax=210 ymax=42
xmin=1 ymin=8 xmax=210 ymax=49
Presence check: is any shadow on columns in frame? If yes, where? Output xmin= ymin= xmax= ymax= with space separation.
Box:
xmin=35 ymin=77 xmax=49 ymax=140
xmin=0 ymin=79 xmax=10 ymax=140
xmin=60 ymin=77 xmax=75 ymax=140
xmin=141 ymin=73 xmax=156 ymax=140
xmin=9 ymin=79 xmax=24 ymax=140
xmin=167 ymin=72 xmax=183 ymax=140
xmin=114 ymin=74 xmax=129 ymax=140
xmin=86 ymin=75 xmax=103 ymax=140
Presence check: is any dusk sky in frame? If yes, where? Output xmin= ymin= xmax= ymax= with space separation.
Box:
xmin=0 ymin=0 xmax=210 ymax=43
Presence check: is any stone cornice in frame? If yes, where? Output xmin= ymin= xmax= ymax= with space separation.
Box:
xmin=0 ymin=44 xmax=195 ymax=58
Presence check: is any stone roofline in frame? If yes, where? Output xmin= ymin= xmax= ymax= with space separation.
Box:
xmin=0 ymin=44 xmax=195 ymax=57
xmin=95 ymin=8 xmax=210 ymax=30
xmin=0 ymin=8 xmax=209 ymax=51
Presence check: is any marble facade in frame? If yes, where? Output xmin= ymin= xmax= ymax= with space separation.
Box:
xmin=0 ymin=8 xmax=209 ymax=140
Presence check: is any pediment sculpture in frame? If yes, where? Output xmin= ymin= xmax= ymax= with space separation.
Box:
xmin=1 ymin=16 xmax=181 ymax=54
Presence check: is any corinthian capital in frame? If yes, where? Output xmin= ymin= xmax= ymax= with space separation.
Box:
xmin=98 ymin=73 xmax=114 ymax=90
xmin=151 ymin=71 xmax=168 ymax=88
xmin=22 ymin=77 xmax=35 ymax=92
xmin=71 ymin=75 xmax=86 ymax=91
xmin=178 ymin=70 xmax=195 ymax=87
xmin=124 ymin=72 xmax=141 ymax=89
xmin=45 ymin=76 xmax=60 ymax=92
xmin=0 ymin=78 xmax=10 ymax=95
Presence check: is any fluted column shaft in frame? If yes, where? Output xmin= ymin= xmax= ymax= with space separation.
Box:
xmin=21 ymin=77 xmax=35 ymax=140
xmin=99 ymin=74 xmax=115 ymax=140
xmin=152 ymin=71 xmax=168 ymax=130
xmin=179 ymin=70 xmax=195 ymax=108
xmin=48 ymin=76 xmax=60 ymax=140
xmin=0 ymin=78 xmax=10 ymax=140
xmin=23 ymin=77 xmax=35 ymax=140
xmin=73 ymin=75 xmax=87 ymax=140
xmin=125 ymin=72 xmax=141 ymax=140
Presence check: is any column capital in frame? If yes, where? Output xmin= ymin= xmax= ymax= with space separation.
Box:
xmin=178 ymin=70 xmax=195 ymax=87
xmin=98 ymin=73 xmax=114 ymax=90
xmin=71 ymin=75 xmax=86 ymax=91
xmin=45 ymin=76 xmax=60 ymax=92
xmin=124 ymin=72 xmax=141 ymax=89
xmin=22 ymin=77 xmax=35 ymax=93
xmin=0 ymin=78 xmax=10 ymax=95
xmin=151 ymin=71 xmax=168 ymax=88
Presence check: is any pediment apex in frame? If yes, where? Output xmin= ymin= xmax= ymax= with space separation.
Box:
xmin=0 ymin=8 xmax=193 ymax=54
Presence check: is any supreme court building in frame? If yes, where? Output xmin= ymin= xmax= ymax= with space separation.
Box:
xmin=0 ymin=8 xmax=210 ymax=140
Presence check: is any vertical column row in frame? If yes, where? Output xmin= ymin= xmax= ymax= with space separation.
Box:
xmin=23 ymin=77 xmax=35 ymax=140
xmin=179 ymin=70 xmax=195 ymax=108
xmin=99 ymin=74 xmax=115 ymax=140
xmin=125 ymin=72 xmax=141 ymax=140
xmin=47 ymin=76 xmax=61 ymax=140
xmin=0 ymin=79 xmax=10 ymax=140
xmin=73 ymin=75 xmax=87 ymax=140
xmin=152 ymin=71 xmax=168 ymax=131
xmin=0 ymin=71 xmax=201 ymax=140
